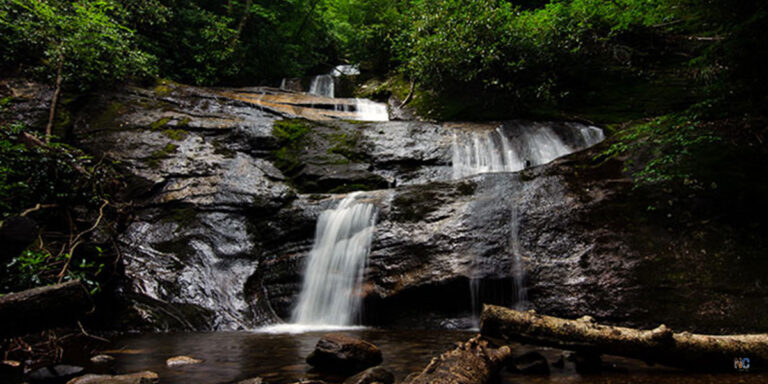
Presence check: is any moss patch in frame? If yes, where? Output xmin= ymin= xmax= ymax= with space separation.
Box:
xmin=212 ymin=138 xmax=236 ymax=158
xmin=150 ymin=116 xmax=172 ymax=131
xmin=327 ymin=131 xmax=366 ymax=162
xmin=154 ymin=80 xmax=175 ymax=97
xmin=92 ymin=101 xmax=130 ymax=131
xmin=162 ymin=128 xmax=188 ymax=141
xmin=271 ymin=119 xmax=312 ymax=174
xmin=146 ymin=143 xmax=178 ymax=168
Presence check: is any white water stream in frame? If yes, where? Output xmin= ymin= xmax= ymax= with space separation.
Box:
xmin=291 ymin=193 xmax=377 ymax=326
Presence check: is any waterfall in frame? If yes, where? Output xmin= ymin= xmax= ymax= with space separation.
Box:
xmin=331 ymin=64 xmax=360 ymax=77
xmin=291 ymin=193 xmax=377 ymax=326
xmin=452 ymin=123 xmax=604 ymax=179
xmin=309 ymin=74 xmax=335 ymax=98
xmin=354 ymin=98 xmax=389 ymax=122
xmin=458 ymin=122 xmax=604 ymax=321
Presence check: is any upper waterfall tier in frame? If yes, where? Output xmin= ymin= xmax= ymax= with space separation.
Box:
xmin=309 ymin=74 xmax=335 ymax=98
xmin=222 ymin=88 xmax=389 ymax=122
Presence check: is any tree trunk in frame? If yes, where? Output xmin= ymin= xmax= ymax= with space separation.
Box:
xmin=45 ymin=56 xmax=63 ymax=144
xmin=402 ymin=335 xmax=512 ymax=384
xmin=0 ymin=280 xmax=92 ymax=337
xmin=481 ymin=304 xmax=768 ymax=372
xmin=292 ymin=0 xmax=320 ymax=41
xmin=229 ymin=0 xmax=252 ymax=48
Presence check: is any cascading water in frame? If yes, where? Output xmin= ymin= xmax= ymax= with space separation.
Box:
xmin=508 ymin=203 xmax=528 ymax=309
xmin=308 ymin=74 xmax=335 ymax=98
xmin=352 ymin=98 xmax=389 ymax=122
xmin=457 ymin=122 xmax=603 ymax=322
xmin=291 ymin=193 xmax=377 ymax=326
xmin=451 ymin=122 xmax=604 ymax=179
xmin=331 ymin=64 xmax=360 ymax=77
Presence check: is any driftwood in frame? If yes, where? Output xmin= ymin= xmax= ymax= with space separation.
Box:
xmin=481 ymin=304 xmax=768 ymax=372
xmin=0 ymin=280 xmax=92 ymax=337
xmin=402 ymin=335 xmax=511 ymax=384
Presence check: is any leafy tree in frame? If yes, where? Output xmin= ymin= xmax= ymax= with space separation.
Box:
xmin=0 ymin=0 xmax=155 ymax=142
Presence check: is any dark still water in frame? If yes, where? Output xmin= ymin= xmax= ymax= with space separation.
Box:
xmin=103 ymin=329 xmax=768 ymax=384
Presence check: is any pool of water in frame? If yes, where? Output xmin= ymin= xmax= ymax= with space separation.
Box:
xmin=99 ymin=329 xmax=767 ymax=384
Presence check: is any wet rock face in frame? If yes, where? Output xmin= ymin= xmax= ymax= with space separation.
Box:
xmin=72 ymin=83 xmax=295 ymax=329
xmin=68 ymin=81 xmax=767 ymax=333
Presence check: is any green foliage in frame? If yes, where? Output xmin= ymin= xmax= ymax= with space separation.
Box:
xmin=0 ymin=123 xmax=114 ymax=217
xmin=0 ymin=122 xmax=116 ymax=295
xmin=0 ymin=0 xmax=156 ymax=90
xmin=8 ymin=248 xmax=105 ymax=294
xmin=601 ymin=106 xmax=722 ymax=187
xmin=394 ymin=0 xmax=671 ymax=116
xmin=321 ymin=0 xmax=406 ymax=72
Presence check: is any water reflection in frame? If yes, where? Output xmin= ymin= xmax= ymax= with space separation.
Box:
xmin=105 ymin=329 xmax=768 ymax=384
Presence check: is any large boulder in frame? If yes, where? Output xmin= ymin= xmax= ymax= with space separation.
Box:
xmin=306 ymin=334 xmax=383 ymax=374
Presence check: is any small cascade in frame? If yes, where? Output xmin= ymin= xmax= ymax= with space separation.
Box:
xmin=353 ymin=98 xmax=389 ymax=122
xmin=331 ymin=64 xmax=360 ymax=77
xmin=309 ymin=74 xmax=335 ymax=98
xmin=279 ymin=78 xmax=287 ymax=90
xmin=508 ymin=204 xmax=528 ymax=309
xmin=291 ymin=193 xmax=377 ymax=326
xmin=452 ymin=123 xmax=604 ymax=179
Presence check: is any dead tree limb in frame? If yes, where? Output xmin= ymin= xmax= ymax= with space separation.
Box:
xmin=399 ymin=79 xmax=415 ymax=109
xmin=45 ymin=55 xmax=63 ymax=144
xmin=480 ymin=304 xmax=768 ymax=372
xmin=403 ymin=335 xmax=512 ymax=384
xmin=0 ymin=280 xmax=92 ymax=337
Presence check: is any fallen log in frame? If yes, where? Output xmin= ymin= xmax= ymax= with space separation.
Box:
xmin=0 ymin=280 xmax=92 ymax=337
xmin=402 ymin=335 xmax=511 ymax=384
xmin=480 ymin=304 xmax=768 ymax=372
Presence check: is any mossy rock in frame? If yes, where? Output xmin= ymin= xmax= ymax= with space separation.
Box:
xmin=162 ymin=128 xmax=188 ymax=141
xmin=150 ymin=117 xmax=172 ymax=131
xmin=146 ymin=143 xmax=178 ymax=169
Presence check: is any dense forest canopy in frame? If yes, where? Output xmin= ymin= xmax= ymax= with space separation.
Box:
xmin=0 ymin=0 xmax=764 ymax=97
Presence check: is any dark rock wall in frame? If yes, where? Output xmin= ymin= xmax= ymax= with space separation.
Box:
xmin=60 ymin=82 xmax=768 ymax=333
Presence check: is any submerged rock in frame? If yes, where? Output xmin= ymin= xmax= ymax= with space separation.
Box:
xmin=28 ymin=365 xmax=84 ymax=382
xmin=66 ymin=371 xmax=158 ymax=384
xmin=166 ymin=355 xmax=203 ymax=367
xmin=508 ymin=351 xmax=549 ymax=375
xmin=306 ymin=334 xmax=383 ymax=374
xmin=343 ymin=366 xmax=395 ymax=384
xmin=234 ymin=378 xmax=263 ymax=384
xmin=89 ymin=355 xmax=115 ymax=365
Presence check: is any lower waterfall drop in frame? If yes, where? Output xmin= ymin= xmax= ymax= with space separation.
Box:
xmin=291 ymin=192 xmax=377 ymax=326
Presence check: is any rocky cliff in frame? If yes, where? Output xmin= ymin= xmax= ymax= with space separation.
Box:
xmin=46 ymin=81 xmax=768 ymax=333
